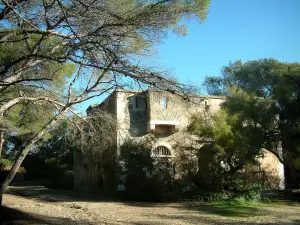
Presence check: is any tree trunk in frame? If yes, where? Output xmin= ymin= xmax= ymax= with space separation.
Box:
xmin=0 ymin=130 xmax=3 ymax=157
xmin=0 ymin=194 xmax=2 ymax=223
xmin=0 ymin=114 xmax=60 ymax=208
xmin=0 ymin=130 xmax=3 ymax=220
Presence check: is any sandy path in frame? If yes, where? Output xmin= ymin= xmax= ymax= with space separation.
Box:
xmin=2 ymin=186 xmax=300 ymax=225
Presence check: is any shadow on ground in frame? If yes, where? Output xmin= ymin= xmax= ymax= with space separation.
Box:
xmin=4 ymin=184 xmax=300 ymax=225
xmin=5 ymin=183 xmax=117 ymax=204
xmin=1 ymin=206 xmax=90 ymax=225
xmin=263 ymin=190 xmax=300 ymax=202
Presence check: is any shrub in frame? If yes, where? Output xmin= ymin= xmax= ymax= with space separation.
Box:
xmin=117 ymin=140 xmax=266 ymax=202
xmin=0 ymin=157 xmax=12 ymax=171
xmin=118 ymin=140 xmax=175 ymax=201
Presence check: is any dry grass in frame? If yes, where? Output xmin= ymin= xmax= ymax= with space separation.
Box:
xmin=2 ymin=186 xmax=300 ymax=225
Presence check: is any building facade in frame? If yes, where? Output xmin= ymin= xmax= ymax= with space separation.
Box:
xmin=75 ymin=88 xmax=285 ymax=191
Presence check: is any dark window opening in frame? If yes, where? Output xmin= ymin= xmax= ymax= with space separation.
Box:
xmin=135 ymin=97 xmax=139 ymax=108
xmin=132 ymin=96 xmax=146 ymax=110
xmin=205 ymin=101 xmax=210 ymax=110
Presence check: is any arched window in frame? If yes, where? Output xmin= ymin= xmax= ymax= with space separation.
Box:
xmin=152 ymin=146 xmax=172 ymax=157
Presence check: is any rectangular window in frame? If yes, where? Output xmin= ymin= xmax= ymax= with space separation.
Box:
xmin=161 ymin=96 xmax=167 ymax=109
xmin=205 ymin=100 xmax=210 ymax=110
xmin=132 ymin=96 xmax=146 ymax=111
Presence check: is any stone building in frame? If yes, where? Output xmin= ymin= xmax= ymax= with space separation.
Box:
xmin=74 ymin=88 xmax=285 ymax=191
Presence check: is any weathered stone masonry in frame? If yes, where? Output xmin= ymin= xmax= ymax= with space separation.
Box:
xmin=74 ymin=88 xmax=285 ymax=191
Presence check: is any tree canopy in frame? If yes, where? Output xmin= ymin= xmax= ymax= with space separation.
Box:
xmin=203 ymin=59 xmax=300 ymax=168
xmin=0 ymin=0 xmax=211 ymax=204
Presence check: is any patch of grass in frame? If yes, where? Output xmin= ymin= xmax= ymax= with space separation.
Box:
xmin=206 ymin=200 xmax=280 ymax=217
xmin=182 ymin=199 xmax=282 ymax=218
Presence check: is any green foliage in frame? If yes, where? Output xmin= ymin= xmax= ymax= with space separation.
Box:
xmin=0 ymin=0 xmax=213 ymax=195
xmin=209 ymin=200 xmax=271 ymax=217
xmin=201 ymin=58 xmax=300 ymax=188
xmin=115 ymin=137 xmax=266 ymax=202
xmin=189 ymin=110 xmax=260 ymax=172
xmin=184 ymin=105 xmax=273 ymax=194
xmin=23 ymin=155 xmax=74 ymax=190
xmin=0 ymin=30 xmax=75 ymax=84
xmin=0 ymin=32 xmax=76 ymax=160
xmin=0 ymin=157 xmax=12 ymax=170
xmin=203 ymin=76 xmax=227 ymax=96
xmin=21 ymin=121 xmax=75 ymax=190
xmin=204 ymin=59 xmax=300 ymax=167
xmin=118 ymin=140 xmax=175 ymax=201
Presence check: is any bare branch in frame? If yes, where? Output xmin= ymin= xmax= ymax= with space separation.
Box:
xmin=0 ymin=96 xmax=65 ymax=118
xmin=0 ymin=0 xmax=28 ymax=20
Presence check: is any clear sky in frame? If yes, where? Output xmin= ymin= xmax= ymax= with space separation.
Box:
xmin=150 ymin=0 xmax=300 ymax=88
xmin=78 ymin=0 xmax=300 ymax=113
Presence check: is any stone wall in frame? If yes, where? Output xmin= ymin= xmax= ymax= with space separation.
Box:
xmin=258 ymin=149 xmax=284 ymax=189
xmin=87 ymin=91 xmax=117 ymax=116
xmin=76 ymin=88 xmax=285 ymax=191
xmin=115 ymin=90 xmax=149 ymax=150
xmin=148 ymin=91 xmax=226 ymax=128
xmin=74 ymin=91 xmax=118 ymax=192
xmin=114 ymin=89 xmax=228 ymax=156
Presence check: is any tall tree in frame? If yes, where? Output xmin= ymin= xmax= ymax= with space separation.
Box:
xmin=187 ymin=109 xmax=264 ymax=190
xmin=0 ymin=32 xmax=75 ymax=165
xmin=0 ymin=0 xmax=211 ymax=206
xmin=204 ymin=58 xmax=300 ymax=169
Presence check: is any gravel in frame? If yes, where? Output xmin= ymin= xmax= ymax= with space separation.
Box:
xmin=2 ymin=186 xmax=300 ymax=225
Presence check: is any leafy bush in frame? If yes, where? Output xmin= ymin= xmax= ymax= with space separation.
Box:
xmin=118 ymin=140 xmax=175 ymax=201
xmin=116 ymin=140 xmax=266 ymax=202
xmin=0 ymin=157 xmax=12 ymax=170
xmin=22 ymin=153 xmax=74 ymax=190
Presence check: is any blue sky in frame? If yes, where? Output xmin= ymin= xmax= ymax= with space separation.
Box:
xmin=79 ymin=0 xmax=300 ymax=113
xmin=150 ymin=0 xmax=300 ymax=87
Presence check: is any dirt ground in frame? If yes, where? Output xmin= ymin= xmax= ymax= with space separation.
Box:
xmin=1 ymin=185 xmax=300 ymax=225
